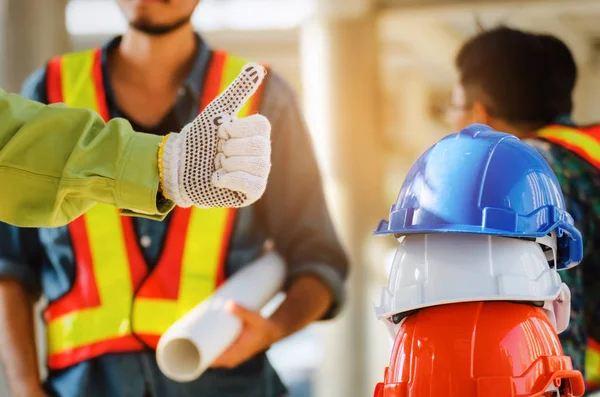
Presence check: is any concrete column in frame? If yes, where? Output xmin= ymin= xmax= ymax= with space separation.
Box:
xmin=3 ymin=0 xmax=70 ymax=93
xmin=0 ymin=0 xmax=7 ymax=89
xmin=300 ymin=2 xmax=389 ymax=396
xmin=0 ymin=2 xmax=69 ymax=395
xmin=573 ymin=58 xmax=600 ymax=125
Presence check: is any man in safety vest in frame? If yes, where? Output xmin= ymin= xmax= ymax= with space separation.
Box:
xmin=450 ymin=26 xmax=600 ymax=394
xmin=0 ymin=1 xmax=348 ymax=396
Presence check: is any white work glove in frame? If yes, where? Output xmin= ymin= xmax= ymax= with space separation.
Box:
xmin=160 ymin=63 xmax=270 ymax=208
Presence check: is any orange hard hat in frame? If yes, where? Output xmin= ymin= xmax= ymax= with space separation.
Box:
xmin=374 ymin=301 xmax=585 ymax=397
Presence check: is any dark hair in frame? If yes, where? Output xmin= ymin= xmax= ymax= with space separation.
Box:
xmin=455 ymin=26 xmax=577 ymax=126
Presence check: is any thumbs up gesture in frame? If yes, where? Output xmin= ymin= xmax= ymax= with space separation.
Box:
xmin=160 ymin=63 xmax=271 ymax=208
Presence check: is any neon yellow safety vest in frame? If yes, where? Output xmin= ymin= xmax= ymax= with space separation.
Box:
xmin=44 ymin=48 xmax=266 ymax=370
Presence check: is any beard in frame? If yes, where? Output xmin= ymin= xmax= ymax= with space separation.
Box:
xmin=130 ymin=14 xmax=192 ymax=36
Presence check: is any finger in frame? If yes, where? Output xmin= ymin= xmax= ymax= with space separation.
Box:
xmin=210 ymin=354 xmax=229 ymax=368
xmin=214 ymin=152 xmax=226 ymax=170
xmin=204 ymin=63 xmax=266 ymax=119
xmin=210 ymin=349 xmax=237 ymax=369
xmin=221 ymin=136 xmax=270 ymax=158
xmin=220 ymin=156 xmax=271 ymax=178
xmin=221 ymin=114 xmax=271 ymax=139
xmin=212 ymin=170 xmax=267 ymax=202
xmin=225 ymin=301 xmax=265 ymax=326
xmin=211 ymin=352 xmax=243 ymax=369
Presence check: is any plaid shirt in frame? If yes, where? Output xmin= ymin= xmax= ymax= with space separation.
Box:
xmin=527 ymin=133 xmax=600 ymax=393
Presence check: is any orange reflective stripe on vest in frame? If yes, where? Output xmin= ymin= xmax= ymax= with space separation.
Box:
xmin=44 ymin=48 xmax=264 ymax=369
xmin=537 ymin=124 xmax=600 ymax=170
xmin=47 ymin=48 xmax=110 ymax=121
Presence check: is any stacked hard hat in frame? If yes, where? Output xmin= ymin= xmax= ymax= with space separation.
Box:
xmin=373 ymin=302 xmax=585 ymax=397
xmin=373 ymin=125 xmax=585 ymax=397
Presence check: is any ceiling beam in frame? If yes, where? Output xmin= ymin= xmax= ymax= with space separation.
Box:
xmin=380 ymin=0 xmax=600 ymax=23
xmin=379 ymin=19 xmax=462 ymax=74
xmin=380 ymin=0 xmax=595 ymax=70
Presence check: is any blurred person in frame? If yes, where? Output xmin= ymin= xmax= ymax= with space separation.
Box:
xmin=0 ymin=1 xmax=348 ymax=397
xmin=450 ymin=26 xmax=600 ymax=393
xmin=0 ymin=79 xmax=269 ymax=228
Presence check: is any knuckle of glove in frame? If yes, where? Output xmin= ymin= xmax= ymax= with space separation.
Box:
xmin=222 ymin=136 xmax=270 ymax=157
xmin=227 ymin=114 xmax=271 ymax=138
xmin=221 ymin=156 xmax=271 ymax=178
xmin=211 ymin=171 xmax=267 ymax=204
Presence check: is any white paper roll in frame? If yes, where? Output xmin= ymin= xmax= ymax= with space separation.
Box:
xmin=156 ymin=252 xmax=286 ymax=382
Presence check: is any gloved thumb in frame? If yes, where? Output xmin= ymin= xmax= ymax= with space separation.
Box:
xmin=203 ymin=63 xmax=266 ymax=126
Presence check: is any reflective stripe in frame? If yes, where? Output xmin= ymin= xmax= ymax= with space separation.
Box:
xmin=44 ymin=48 xmax=265 ymax=368
xmin=132 ymin=207 xmax=235 ymax=335
xmin=47 ymin=57 xmax=64 ymax=104
xmin=201 ymin=50 xmax=227 ymax=111
xmin=587 ymin=338 xmax=600 ymax=388
xmin=60 ymin=51 xmax=97 ymax=112
xmin=59 ymin=49 xmax=109 ymax=121
xmin=47 ymin=205 xmax=133 ymax=355
xmin=537 ymin=126 xmax=600 ymax=170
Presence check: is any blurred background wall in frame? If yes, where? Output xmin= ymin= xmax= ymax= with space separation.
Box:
xmin=2 ymin=0 xmax=600 ymax=396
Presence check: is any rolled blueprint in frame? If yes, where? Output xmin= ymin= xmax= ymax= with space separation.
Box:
xmin=156 ymin=252 xmax=286 ymax=382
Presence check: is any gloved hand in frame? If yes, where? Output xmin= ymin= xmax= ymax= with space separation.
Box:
xmin=159 ymin=63 xmax=270 ymax=208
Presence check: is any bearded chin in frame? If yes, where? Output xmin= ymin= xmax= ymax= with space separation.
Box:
xmin=130 ymin=15 xmax=192 ymax=36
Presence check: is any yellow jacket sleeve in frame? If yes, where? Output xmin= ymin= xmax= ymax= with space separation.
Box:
xmin=0 ymin=89 xmax=174 ymax=227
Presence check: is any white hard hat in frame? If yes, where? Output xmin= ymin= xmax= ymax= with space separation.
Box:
xmin=375 ymin=232 xmax=571 ymax=335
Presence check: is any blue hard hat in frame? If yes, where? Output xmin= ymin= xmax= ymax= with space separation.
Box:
xmin=374 ymin=124 xmax=583 ymax=269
